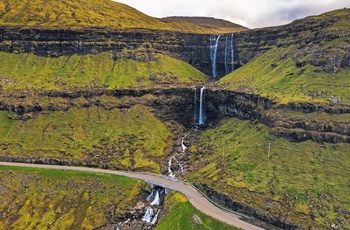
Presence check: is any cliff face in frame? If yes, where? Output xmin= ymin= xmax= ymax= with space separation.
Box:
xmin=2 ymin=87 xmax=350 ymax=144
xmin=1 ymin=10 xmax=349 ymax=78
xmin=0 ymin=27 xmax=214 ymax=75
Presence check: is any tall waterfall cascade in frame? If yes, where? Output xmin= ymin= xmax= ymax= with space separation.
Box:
xmin=224 ymin=34 xmax=235 ymax=75
xmin=198 ymin=86 xmax=205 ymax=125
xmin=193 ymin=87 xmax=197 ymax=123
xmin=210 ymin=35 xmax=221 ymax=78
xmin=210 ymin=33 xmax=235 ymax=78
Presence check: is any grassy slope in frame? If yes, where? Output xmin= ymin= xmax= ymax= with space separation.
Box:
xmin=0 ymin=105 xmax=171 ymax=172
xmin=219 ymin=9 xmax=350 ymax=105
xmin=0 ymin=52 xmax=207 ymax=91
xmin=218 ymin=46 xmax=350 ymax=105
xmin=161 ymin=16 xmax=247 ymax=33
xmin=0 ymin=166 xmax=141 ymax=229
xmin=156 ymin=193 xmax=238 ymax=230
xmin=187 ymin=117 xmax=350 ymax=228
xmin=0 ymin=0 xmax=244 ymax=33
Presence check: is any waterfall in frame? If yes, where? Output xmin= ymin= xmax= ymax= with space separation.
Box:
xmin=224 ymin=34 xmax=235 ymax=75
xmin=181 ymin=138 xmax=187 ymax=153
xmin=151 ymin=209 xmax=161 ymax=225
xmin=224 ymin=35 xmax=229 ymax=74
xmin=150 ymin=190 xmax=160 ymax=206
xmin=168 ymin=156 xmax=175 ymax=178
xmin=210 ymin=35 xmax=221 ymax=78
xmin=142 ymin=206 xmax=154 ymax=223
xmin=193 ymin=88 xmax=197 ymax=123
xmin=147 ymin=187 xmax=165 ymax=206
xmin=198 ymin=87 xmax=205 ymax=125
xmin=146 ymin=189 xmax=155 ymax=201
xmin=230 ymin=34 xmax=235 ymax=73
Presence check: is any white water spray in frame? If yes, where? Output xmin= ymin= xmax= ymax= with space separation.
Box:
xmin=230 ymin=34 xmax=235 ymax=73
xmin=142 ymin=206 xmax=154 ymax=223
xmin=198 ymin=86 xmax=205 ymax=125
xmin=151 ymin=209 xmax=161 ymax=225
xmin=146 ymin=189 xmax=155 ymax=201
xmin=168 ymin=156 xmax=175 ymax=178
xmin=181 ymin=138 xmax=187 ymax=153
xmin=193 ymin=87 xmax=197 ymax=123
xmin=150 ymin=191 xmax=160 ymax=206
xmin=224 ymin=34 xmax=235 ymax=75
xmin=210 ymin=35 xmax=221 ymax=78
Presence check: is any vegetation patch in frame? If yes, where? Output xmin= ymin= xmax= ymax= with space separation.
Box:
xmin=187 ymin=117 xmax=350 ymax=229
xmin=155 ymin=192 xmax=237 ymax=230
xmin=0 ymin=105 xmax=171 ymax=172
xmin=0 ymin=52 xmax=207 ymax=91
xmin=219 ymin=45 xmax=350 ymax=105
xmin=0 ymin=166 xmax=141 ymax=229
xmin=0 ymin=0 xmax=244 ymax=33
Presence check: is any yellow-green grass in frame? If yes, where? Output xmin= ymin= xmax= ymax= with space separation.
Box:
xmin=187 ymin=117 xmax=350 ymax=228
xmin=0 ymin=52 xmax=207 ymax=91
xmin=155 ymin=192 xmax=238 ymax=230
xmin=219 ymin=46 xmax=350 ymax=105
xmin=267 ymin=109 xmax=350 ymax=124
xmin=0 ymin=166 xmax=141 ymax=229
xmin=0 ymin=0 xmax=244 ymax=33
xmin=0 ymin=105 xmax=171 ymax=172
xmin=309 ymin=8 xmax=350 ymax=30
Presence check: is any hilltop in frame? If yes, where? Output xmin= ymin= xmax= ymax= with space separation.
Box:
xmin=0 ymin=0 xmax=244 ymax=33
xmin=161 ymin=16 xmax=247 ymax=33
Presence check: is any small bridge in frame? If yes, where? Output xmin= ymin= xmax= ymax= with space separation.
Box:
xmin=144 ymin=179 xmax=175 ymax=194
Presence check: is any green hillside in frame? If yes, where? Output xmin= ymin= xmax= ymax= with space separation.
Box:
xmin=187 ymin=117 xmax=350 ymax=229
xmin=0 ymin=105 xmax=171 ymax=172
xmin=0 ymin=166 xmax=141 ymax=229
xmin=219 ymin=45 xmax=350 ymax=105
xmin=161 ymin=16 xmax=248 ymax=33
xmin=0 ymin=52 xmax=207 ymax=91
xmin=219 ymin=9 xmax=350 ymax=105
xmin=156 ymin=193 xmax=237 ymax=230
xmin=0 ymin=0 xmax=244 ymax=33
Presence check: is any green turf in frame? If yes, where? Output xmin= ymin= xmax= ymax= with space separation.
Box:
xmin=0 ymin=105 xmax=171 ymax=172
xmin=0 ymin=0 xmax=244 ymax=33
xmin=0 ymin=52 xmax=207 ymax=91
xmin=0 ymin=166 xmax=141 ymax=229
xmin=219 ymin=46 xmax=350 ymax=105
xmin=155 ymin=193 xmax=238 ymax=230
xmin=187 ymin=117 xmax=350 ymax=229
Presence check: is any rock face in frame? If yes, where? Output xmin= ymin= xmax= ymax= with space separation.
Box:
xmin=205 ymin=89 xmax=350 ymax=143
xmin=1 ymin=10 xmax=349 ymax=78
xmin=0 ymin=27 xmax=214 ymax=75
xmin=2 ymin=87 xmax=350 ymax=144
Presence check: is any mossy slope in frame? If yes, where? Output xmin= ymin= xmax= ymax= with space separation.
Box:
xmin=0 ymin=166 xmax=141 ymax=229
xmin=187 ymin=117 xmax=350 ymax=229
xmin=156 ymin=193 xmax=237 ymax=230
xmin=0 ymin=52 xmax=207 ymax=91
xmin=0 ymin=105 xmax=171 ymax=172
xmin=219 ymin=45 xmax=350 ymax=105
xmin=0 ymin=0 xmax=244 ymax=33
xmin=219 ymin=9 xmax=350 ymax=105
